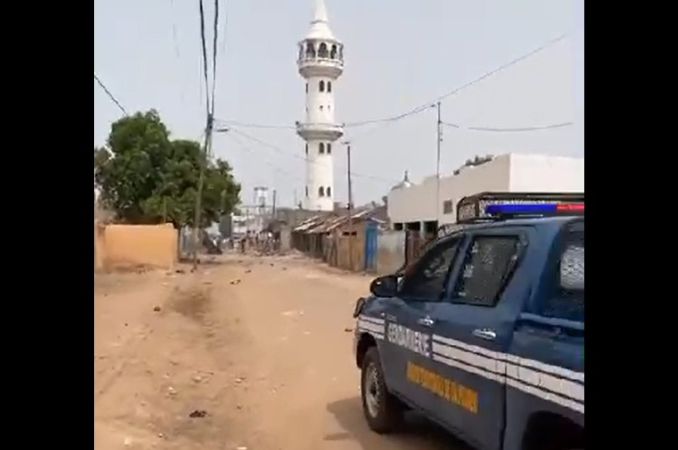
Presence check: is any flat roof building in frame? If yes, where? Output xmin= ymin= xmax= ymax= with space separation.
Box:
xmin=387 ymin=153 xmax=584 ymax=232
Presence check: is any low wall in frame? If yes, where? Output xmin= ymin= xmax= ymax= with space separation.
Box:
xmin=94 ymin=223 xmax=178 ymax=271
xmin=376 ymin=231 xmax=406 ymax=275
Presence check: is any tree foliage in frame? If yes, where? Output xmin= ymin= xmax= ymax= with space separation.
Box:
xmin=94 ymin=110 xmax=240 ymax=228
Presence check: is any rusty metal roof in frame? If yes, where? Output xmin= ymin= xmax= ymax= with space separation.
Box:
xmin=292 ymin=215 xmax=327 ymax=232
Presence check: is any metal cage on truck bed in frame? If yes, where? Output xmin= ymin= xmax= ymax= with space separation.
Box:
xmin=395 ymin=192 xmax=585 ymax=274
xmin=455 ymin=192 xmax=585 ymax=224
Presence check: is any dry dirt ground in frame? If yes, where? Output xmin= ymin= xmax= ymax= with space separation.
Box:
xmin=94 ymin=254 xmax=467 ymax=450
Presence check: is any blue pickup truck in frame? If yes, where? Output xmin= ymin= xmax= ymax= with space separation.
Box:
xmin=352 ymin=192 xmax=584 ymax=450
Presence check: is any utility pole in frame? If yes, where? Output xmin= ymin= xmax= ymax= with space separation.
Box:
xmin=435 ymin=101 xmax=442 ymax=227
xmin=192 ymin=114 xmax=214 ymax=270
xmin=272 ymin=189 xmax=277 ymax=219
xmin=346 ymin=142 xmax=354 ymax=270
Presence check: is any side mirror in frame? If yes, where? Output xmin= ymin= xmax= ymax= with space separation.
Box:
xmin=370 ymin=275 xmax=399 ymax=298
xmin=352 ymin=297 xmax=366 ymax=318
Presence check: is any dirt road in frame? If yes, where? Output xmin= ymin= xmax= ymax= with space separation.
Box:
xmin=94 ymin=254 xmax=465 ymax=450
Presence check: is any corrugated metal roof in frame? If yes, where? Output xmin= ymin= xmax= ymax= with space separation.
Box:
xmin=293 ymin=215 xmax=326 ymax=232
xmin=293 ymin=208 xmax=385 ymax=234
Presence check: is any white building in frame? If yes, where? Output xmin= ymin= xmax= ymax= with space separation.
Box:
xmin=387 ymin=153 xmax=584 ymax=229
xmin=296 ymin=0 xmax=344 ymax=211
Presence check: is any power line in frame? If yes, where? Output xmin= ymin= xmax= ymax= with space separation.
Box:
xmin=215 ymin=119 xmax=296 ymax=130
xmin=197 ymin=0 xmax=211 ymax=119
xmin=442 ymin=120 xmax=573 ymax=133
xmin=193 ymin=0 xmax=223 ymax=268
xmin=224 ymin=132 xmax=298 ymax=182
xmin=213 ymin=33 xmax=571 ymax=142
xmin=94 ymin=73 xmax=128 ymax=116
xmin=209 ymin=0 xmax=220 ymax=119
xmin=344 ymin=32 xmax=571 ymax=142
xmin=221 ymin=126 xmax=398 ymax=184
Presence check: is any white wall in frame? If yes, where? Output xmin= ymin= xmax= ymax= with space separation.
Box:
xmin=388 ymin=154 xmax=512 ymax=224
xmin=508 ymin=154 xmax=584 ymax=192
xmin=437 ymin=154 xmax=512 ymax=224
xmin=387 ymin=153 xmax=584 ymax=225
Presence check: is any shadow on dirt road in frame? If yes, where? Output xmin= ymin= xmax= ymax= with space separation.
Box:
xmin=326 ymin=397 xmax=471 ymax=450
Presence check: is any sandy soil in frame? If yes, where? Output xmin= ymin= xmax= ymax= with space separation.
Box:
xmin=94 ymin=254 xmax=466 ymax=450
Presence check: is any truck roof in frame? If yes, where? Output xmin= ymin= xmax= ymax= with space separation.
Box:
xmin=461 ymin=215 xmax=583 ymax=230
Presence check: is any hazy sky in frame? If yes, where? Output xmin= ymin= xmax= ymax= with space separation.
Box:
xmin=94 ymin=0 xmax=584 ymax=207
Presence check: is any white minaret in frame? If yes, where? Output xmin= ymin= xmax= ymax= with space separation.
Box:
xmin=296 ymin=0 xmax=344 ymax=211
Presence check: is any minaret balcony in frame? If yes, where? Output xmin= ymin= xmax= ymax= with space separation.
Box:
xmin=298 ymin=56 xmax=344 ymax=78
xmin=296 ymin=122 xmax=344 ymax=141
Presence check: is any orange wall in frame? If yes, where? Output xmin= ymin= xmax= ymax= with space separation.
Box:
xmin=94 ymin=223 xmax=178 ymax=271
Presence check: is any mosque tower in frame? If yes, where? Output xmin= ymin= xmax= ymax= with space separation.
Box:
xmin=296 ymin=0 xmax=344 ymax=211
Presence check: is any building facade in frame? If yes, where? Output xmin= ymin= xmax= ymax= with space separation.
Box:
xmin=296 ymin=0 xmax=344 ymax=211
xmin=387 ymin=153 xmax=585 ymax=229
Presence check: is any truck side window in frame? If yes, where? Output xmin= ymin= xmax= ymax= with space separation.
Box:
xmin=544 ymin=226 xmax=584 ymax=321
xmin=451 ymin=236 xmax=521 ymax=307
xmin=399 ymin=237 xmax=461 ymax=301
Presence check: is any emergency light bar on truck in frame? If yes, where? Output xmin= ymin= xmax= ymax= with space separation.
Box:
xmin=455 ymin=192 xmax=585 ymax=224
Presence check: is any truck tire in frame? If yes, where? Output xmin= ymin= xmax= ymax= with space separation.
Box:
xmin=360 ymin=346 xmax=403 ymax=433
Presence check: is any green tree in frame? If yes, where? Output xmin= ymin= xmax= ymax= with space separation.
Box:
xmin=94 ymin=110 xmax=240 ymax=228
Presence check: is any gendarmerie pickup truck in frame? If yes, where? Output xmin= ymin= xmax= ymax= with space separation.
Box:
xmin=352 ymin=192 xmax=585 ymax=450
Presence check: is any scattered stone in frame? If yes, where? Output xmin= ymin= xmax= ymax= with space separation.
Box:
xmin=192 ymin=375 xmax=203 ymax=383
xmin=124 ymin=437 xmax=133 ymax=446
xmin=244 ymin=269 xmax=252 ymax=274
xmin=189 ymin=409 xmax=207 ymax=418
xmin=270 ymin=263 xmax=275 ymax=267
xmin=153 ymin=305 xmax=161 ymax=312
xmin=230 ymin=279 xmax=241 ymax=285
xmin=236 ymin=404 xmax=243 ymax=410
xmin=235 ymin=446 xmax=248 ymax=450
xmin=235 ymin=377 xmax=245 ymax=384
xmin=158 ymin=433 xmax=164 ymax=438
xmin=167 ymin=386 xmax=177 ymax=396
xmin=344 ymin=327 xmax=353 ymax=332
xmin=175 ymin=269 xmax=185 ymax=274
xmin=124 ymin=323 xmax=128 ymax=327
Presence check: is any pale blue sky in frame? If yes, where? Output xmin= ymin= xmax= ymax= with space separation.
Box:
xmin=94 ymin=0 xmax=584 ymax=207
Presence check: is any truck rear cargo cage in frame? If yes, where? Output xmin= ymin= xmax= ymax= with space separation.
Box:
xmin=455 ymin=192 xmax=585 ymax=224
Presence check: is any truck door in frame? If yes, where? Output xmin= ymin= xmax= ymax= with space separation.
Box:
xmin=425 ymin=229 xmax=528 ymax=450
xmin=379 ymin=234 xmax=465 ymax=412
xmin=503 ymin=221 xmax=585 ymax=450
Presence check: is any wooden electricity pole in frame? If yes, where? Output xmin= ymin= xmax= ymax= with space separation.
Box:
xmin=346 ymin=142 xmax=354 ymax=270
xmin=192 ymin=114 xmax=214 ymax=270
xmin=435 ymin=101 xmax=442 ymax=225
xmin=272 ymin=189 xmax=277 ymax=219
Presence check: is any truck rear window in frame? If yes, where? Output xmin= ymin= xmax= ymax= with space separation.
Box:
xmin=544 ymin=223 xmax=584 ymax=321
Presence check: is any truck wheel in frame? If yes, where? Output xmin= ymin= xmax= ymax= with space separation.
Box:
xmin=360 ymin=346 xmax=403 ymax=434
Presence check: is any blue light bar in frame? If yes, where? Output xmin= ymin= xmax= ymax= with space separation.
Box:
xmin=485 ymin=202 xmax=585 ymax=217
xmin=486 ymin=203 xmax=558 ymax=215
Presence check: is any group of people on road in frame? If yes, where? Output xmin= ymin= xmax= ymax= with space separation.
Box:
xmin=223 ymin=231 xmax=280 ymax=255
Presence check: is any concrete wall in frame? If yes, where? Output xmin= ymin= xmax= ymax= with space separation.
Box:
xmin=508 ymin=154 xmax=584 ymax=192
xmin=387 ymin=153 xmax=584 ymax=225
xmin=376 ymin=231 xmax=406 ymax=275
xmin=94 ymin=223 xmax=178 ymax=271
